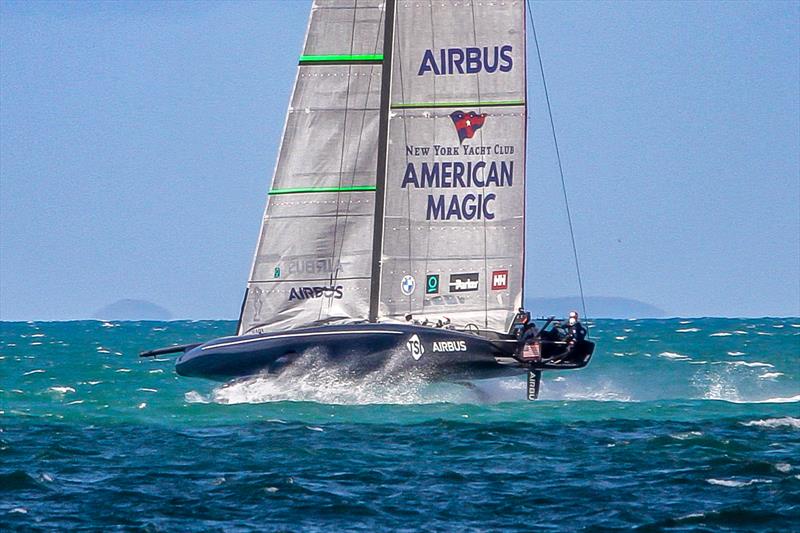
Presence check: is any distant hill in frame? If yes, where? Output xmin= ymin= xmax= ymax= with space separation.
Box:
xmin=525 ymin=296 xmax=666 ymax=319
xmin=93 ymin=299 xmax=172 ymax=320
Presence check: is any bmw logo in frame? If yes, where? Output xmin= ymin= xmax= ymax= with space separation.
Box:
xmin=401 ymin=275 xmax=416 ymax=296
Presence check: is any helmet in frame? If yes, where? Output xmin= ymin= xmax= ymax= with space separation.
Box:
xmin=569 ymin=311 xmax=579 ymax=319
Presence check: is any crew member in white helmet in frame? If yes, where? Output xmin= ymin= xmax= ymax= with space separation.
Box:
xmin=564 ymin=311 xmax=587 ymax=344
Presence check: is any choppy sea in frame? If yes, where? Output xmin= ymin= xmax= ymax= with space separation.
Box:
xmin=1 ymin=318 xmax=798 ymax=531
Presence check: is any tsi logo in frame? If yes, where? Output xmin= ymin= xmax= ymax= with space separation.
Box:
xmin=432 ymin=341 xmax=467 ymax=353
xmin=406 ymin=334 xmax=424 ymax=360
xmin=449 ymin=273 xmax=479 ymax=292
xmin=491 ymin=270 xmax=509 ymax=290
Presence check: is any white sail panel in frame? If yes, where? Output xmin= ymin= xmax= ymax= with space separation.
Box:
xmin=239 ymin=0 xmax=386 ymax=335
xmin=378 ymin=0 xmax=526 ymax=331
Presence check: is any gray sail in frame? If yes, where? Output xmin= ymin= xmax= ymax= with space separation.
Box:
xmin=238 ymin=0 xmax=386 ymax=335
xmin=376 ymin=0 xmax=527 ymax=331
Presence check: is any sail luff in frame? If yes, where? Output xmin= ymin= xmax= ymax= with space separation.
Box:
xmin=368 ymin=0 xmax=397 ymax=322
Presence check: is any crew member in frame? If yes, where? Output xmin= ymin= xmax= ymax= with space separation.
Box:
xmin=563 ymin=311 xmax=587 ymax=344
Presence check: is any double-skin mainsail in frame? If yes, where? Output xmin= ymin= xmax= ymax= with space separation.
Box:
xmin=238 ymin=0 xmax=526 ymax=337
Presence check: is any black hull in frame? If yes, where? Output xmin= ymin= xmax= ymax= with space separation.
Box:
xmin=172 ymin=322 xmax=593 ymax=383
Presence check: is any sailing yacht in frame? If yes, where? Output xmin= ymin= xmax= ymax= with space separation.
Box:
xmin=142 ymin=0 xmax=594 ymax=399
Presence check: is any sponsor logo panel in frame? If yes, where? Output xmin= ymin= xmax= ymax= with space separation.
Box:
xmin=449 ymin=273 xmax=479 ymax=293
xmin=417 ymin=45 xmax=514 ymax=76
xmin=288 ymin=285 xmax=343 ymax=301
xmin=274 ymin=257 xmax=341 ymax=278
xmin=491 ymin=270 xmax=508 ymax=290
xmin=401 ymin=275 xmax=416 ymax=296
xmin=426 ymin=274 xmax=440 ymax=294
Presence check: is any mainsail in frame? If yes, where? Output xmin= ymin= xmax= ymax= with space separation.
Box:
xmin=239 ymin=0 xmax=525 ymax=335
xmin=377 ymin=1 xmax=527 ymax=331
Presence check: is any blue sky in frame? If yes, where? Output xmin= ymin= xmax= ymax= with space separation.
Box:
xmin=1 ymin=0 xmax=798 ymax=320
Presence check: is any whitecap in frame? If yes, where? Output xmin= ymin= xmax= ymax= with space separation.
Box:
xmin=47 ymin=386 xmax=75 ymax=394
xmin=725 ymin=361 xmax=773 ymax=368
xmin=709 ymin=332 xmax=732 ymax=337
xmin=30 ymin=333 xmax=45 ymax=338
xmin=659 ymin=351 xmax=691 ymax=360
xmin=137 ymin=388 xmax=158 ymax=393
xmin=756 ymin=331 xmax=774 ymax=336
xmin=671 ymin=431 xmax=703 ymax=440
xmin=101 ymin=322 xmax=116 ymax=327
xmin=758 ymin=372 xmax=784 ymax=380
xmin=265 ymin=486 xmax=279 ymax=493
xmin=676 ymin=328 xmax=700 ymax=333
xmin=9 ymin=508 xmax=28 ymax=514
xmin=115 ymin=368 xmax=132 ymax=373
xmin=707 ymin=478 xmax=772 ymax=487
xmin=137 ymin=402 xmax=147 ymax=409
xmin=790 ymin=324 xmax=800 ymax=328
xmin=29 ymin=342 xmax=42 ymax=346
xmin=97 ymin=347 xmax=111 ymax=354
xmin=733 ymin=330 xmax=748 ymax=335
xmin=614 ymin=336 xmax=627 ymax=340
xmin=23 ymin=369 xmax=45 ymax=376
xmin=149 ymin=369 xmax=164 ymax=374
xmin=184 ymin=391 xmax=209 ymax=404
xmin=741 ymin=417 xmax=800 ymax=428
xmin=727 ymin=351 xmax=745 ymax=356
xmin=66 ymin=400 xmax=84 ymax=405
xmin=775 ymin=463 xmax=792 ymax=473
xmin=553 ymin=376 xmax=566 ymax=382
xmin=306 ymin=426 xmax=324 ymax=432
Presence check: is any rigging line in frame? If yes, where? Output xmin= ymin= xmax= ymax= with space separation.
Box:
xmin=330 ymin=2 xmax=386 ymax=294
xmin=324 ymin=2 xmax=360 ymax=321
xmin=419 ymin=0 xmax=438 ymax=320
xmin=527 ymin=0 xmax=588 ymax=319
xmin=469 ymin=0 xmax=489 ymax=329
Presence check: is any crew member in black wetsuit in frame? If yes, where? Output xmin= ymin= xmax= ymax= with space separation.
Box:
xmin=563 ymin=311 xmax=587 ymax=345
xmin=519 ymin=310 xmax=538 ymax=345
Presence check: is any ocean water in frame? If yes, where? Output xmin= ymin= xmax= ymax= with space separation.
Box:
xmin=1 ymin=318 xmax=798 ymax=531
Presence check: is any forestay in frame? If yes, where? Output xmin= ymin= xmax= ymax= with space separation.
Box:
xmin=377 ymin=0 xmax=526 ymax=331
xmin=238 ymin=0 xmax=386 ymax=335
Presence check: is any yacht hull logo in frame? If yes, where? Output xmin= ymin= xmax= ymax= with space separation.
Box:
xmin=406 ymin=334 xmax=424 ymax=360
xmin=450 ymin=111 xmax=487 ymax=143
xmin=432 ymin=340 xmax=467 ymax=352
xmin=449 ymin=273 xmax=479 ymax=292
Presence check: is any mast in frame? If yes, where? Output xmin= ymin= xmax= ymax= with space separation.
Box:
xmin=368 ymin=0 xmax=397 ymax=322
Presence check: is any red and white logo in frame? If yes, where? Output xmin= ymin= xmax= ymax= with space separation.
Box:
xmin=491 ymin=270 xmax=508 ymax=290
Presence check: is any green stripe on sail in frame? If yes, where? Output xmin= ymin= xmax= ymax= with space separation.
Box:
xmin=299 ymin=54 xmax=383 ymax=63
xmin=268 ymin=185 xmax=376 ymax=195
xmin=391 ymin=100 xmax=525 ymax=109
